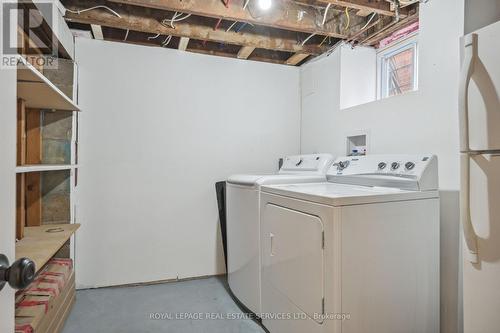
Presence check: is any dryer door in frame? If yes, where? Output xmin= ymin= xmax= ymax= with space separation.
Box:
xmin=262 ymin=203 xmax=324 ymax=322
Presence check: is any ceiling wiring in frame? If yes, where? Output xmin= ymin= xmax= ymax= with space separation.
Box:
xmin=65 ymin=5 xmax=121 ymax=18
xmin=343 ymin=8 xmax=350 ymax=32
xmin=161 ymin=35 xmax=172 ymax=47
xmin=148 ymin=33 xmax=161 ymax=40
xmin=321 ymin=3 xmax=332 ymax=26
xmin=301 ymin=33 xmax=316 ymax=46
xmin=161 ymin=12 xmax=192 ymax=29
xmin=360 ymin=12 xmax=377 ymax=31
xmin=227 ymin=0 xmax=251 ymax=32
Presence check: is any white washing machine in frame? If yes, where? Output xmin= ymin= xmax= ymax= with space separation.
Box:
xmin=227 ymin=154 xmax=334 ymax=315
xmin=260 ymin=155 xmax=440 ymax=333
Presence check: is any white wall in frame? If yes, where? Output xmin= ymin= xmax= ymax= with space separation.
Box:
xmin=340 ymin=45 xmax=377 ymax=109
xmin=464 ymin=0 xmax=500 ymax=34
xmin=300 ymin=1 xmax=464 ymax=332
xmin=75 ymin=38 xmax=301 ymax=288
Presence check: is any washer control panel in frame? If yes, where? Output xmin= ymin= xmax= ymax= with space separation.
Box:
xmin=327 ymin=155 xmax=438 ymax=190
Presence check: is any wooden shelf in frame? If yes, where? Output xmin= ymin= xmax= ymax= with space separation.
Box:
xmin=17 ymin=56 xmax=80 ymax=112
xmin=16 ymin=224 xmax=80 ymax=274
xmin=15 ymin=164 xmax=78 ymax=173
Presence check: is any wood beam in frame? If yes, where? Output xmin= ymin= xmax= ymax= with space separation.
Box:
xmin=26 ymin=172 xmax=42 ymax=227
xmin=107 ymin=0 xmax=362 ymax=37
xmin=64 ymin=1 xmax=330 ymax=55
xmin=356 ymin=8 xmax=373 ymax=17
xmin=237 ymin=46 xmax=255 ymax=59
xmin=361 ymin=11 xmax=418 ymax=45
xmin=316 ymin=0 xmax=409 ymax=17
xmin=91 ymin=24 xmax=104 ymax=39
xmin=26 ymin=109 xmax=41 ymax=165
xmin=178 ymin=37 xmax=190 ymax=51
xmin=285 ymin=53 xmax=310 ymax=66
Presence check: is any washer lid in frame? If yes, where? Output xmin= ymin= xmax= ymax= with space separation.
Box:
xmin=227 ymin=174 xmax=326 ymax=187
xmin=227 ymin=174 xmax=270 ymax=186
xmin=261 ymin=182 xmax=439 ymax=206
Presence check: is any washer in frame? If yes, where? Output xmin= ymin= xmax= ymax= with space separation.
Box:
xmin=227 ymin=154 xmax=334 ymax=315
xmin=260 ymin=155 xmax=440 ymax=333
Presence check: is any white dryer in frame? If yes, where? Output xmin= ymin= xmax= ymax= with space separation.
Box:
xmin=260 ymin=155 xmax=440 ymax=333
xmin=227 ymin=154 xmax=334 ymax=315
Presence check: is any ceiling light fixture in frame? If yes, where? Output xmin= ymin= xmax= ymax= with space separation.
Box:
xmin=258 ymin=0 xmax=272 ymax=10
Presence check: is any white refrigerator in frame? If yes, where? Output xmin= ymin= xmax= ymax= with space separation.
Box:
xmin=460 ymin=20 xmax=500 ymax=333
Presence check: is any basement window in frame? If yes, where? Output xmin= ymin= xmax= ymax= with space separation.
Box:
xmin=377 ymin=36 xmax=418 ymax=99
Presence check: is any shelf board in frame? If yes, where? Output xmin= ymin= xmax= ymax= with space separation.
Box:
xmin=15 ymin=164 xmax=78 ymax=173
xmin=16 ymin=224 xmax=80 ymax=274
xmin=17 ymin=56 xmax=81 ymax=112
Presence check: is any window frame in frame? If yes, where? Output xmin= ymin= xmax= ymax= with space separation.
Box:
xmin=377 ymin=34 xmax=419 ymax=100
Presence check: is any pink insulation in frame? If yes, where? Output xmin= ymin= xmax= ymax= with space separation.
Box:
xmin=379 ymin=21 xmax=419 ymax=48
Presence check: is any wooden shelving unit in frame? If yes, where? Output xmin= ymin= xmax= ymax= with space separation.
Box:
xmin=13 ymin=9 xmax=81 ymax=332
xmin=16 ymin=224 xmax=80 ymax=274
xmin=17 ymin=56 xmax=80 ymax=112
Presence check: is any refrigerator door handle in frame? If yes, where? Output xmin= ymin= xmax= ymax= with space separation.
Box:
xmin=459 ymin=33 xmax=477 ymax=152
xmin=460 ymin=153 xmax=479 ymax=263
xmin=459 ymin=33 xmax=479 ymax=264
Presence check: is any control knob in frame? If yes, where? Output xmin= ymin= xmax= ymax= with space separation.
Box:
xmin=334 ymin=160 xmax=350 ymax=171
xmin=378 ymin=162 xmax=387 ymax=170
xmin=405 ymin=162 xmax=416 ymax=170
xmin=391 ymin=162 xmax=400 ymax=170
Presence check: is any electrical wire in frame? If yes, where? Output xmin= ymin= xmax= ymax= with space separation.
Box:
xmin=321 ymin=3 xmax=332 ymax=26
xmin=66 ymin=5 xmax=121 ymax=18
xmin=343 ymin=8 xmax=350 ymax=32
xmin=148 ymin=33 xmax=161 ymax=40
xmin=161 ymin=12 xmax=192 ymax=29
xmin=227 ymin=0 xmax=251 ymax=32
xmin=319 ymin=35 xmax=329 ymax=47
xmin=360 ymin=12 xmax=377 ymax=30
xmin=302 ymin=2 xmax=331 ymax=46
xmin=123 ymin=29 xmax=129 ymax=41
xmin=161 ymin=35 xmax=172 ymax=47
xmin=301 ymin=33 xmax=316 ymax=46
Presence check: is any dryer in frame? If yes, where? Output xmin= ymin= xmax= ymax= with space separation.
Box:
xmin=226 ymin=154 xmax=334 ymax=315
xmin=260 ymin=155 xmax=440 ymax=333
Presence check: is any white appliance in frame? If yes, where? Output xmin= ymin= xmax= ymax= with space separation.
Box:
xmin=260 ymin=155 xmax=440 ymax=333
xmin=226 ymin=154 xmax=334 ymax=315
xmin=460 ymin=20 xmax=500 ymax=333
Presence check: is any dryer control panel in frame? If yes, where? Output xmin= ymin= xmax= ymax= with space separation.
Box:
xmin=327 ymin=155 xmax=438 ymax=191
xmin=279 ymin=154 xmax=334 ymax=175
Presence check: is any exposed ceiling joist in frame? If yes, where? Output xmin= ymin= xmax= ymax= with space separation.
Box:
xmin=317 ymin=0 xmax=409 ymax=17
xmin=178 ymin=37 xmax=189 ymax=51
xmin=285 ymin=53 xmax=309 ymax=66
xmin=90 ymin=24 xmax=103 ymax=39
xmin=107 ymin=0 xmax=364 ymax=38
xmin=237 ymin=46 xmax=255 ymax=59
xmin=361 ymin=11 xmax=418 ymax=45
xmin=64 ymin=1 xmax=331 ymax=55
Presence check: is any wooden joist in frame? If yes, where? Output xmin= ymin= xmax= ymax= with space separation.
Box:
xmin=64 ymin=1 xmax=331 ymax=55
xmin=286 ymin=53 xmax=310 ymax=66
xmin=178 ymin=37 xmax=190 ymax=51
xmin=107 ymin=0 xmax=363 ymax=38
xmin=91 ymin=24 xmax=104 ymax=40
xmin=361 ymin=11 xmax=419 ymax=45
xmin=237 ymin=46 xmax=255 ymax=59
xmin=317 ymin=0 xmax=409 ymax=17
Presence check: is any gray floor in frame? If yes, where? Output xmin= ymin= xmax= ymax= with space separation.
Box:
xmin=62 ymin=277 xmax=265 ymax=333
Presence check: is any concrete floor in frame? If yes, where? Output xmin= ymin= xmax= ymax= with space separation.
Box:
xmin=62 ymin=276 xmax=265 ymax=333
